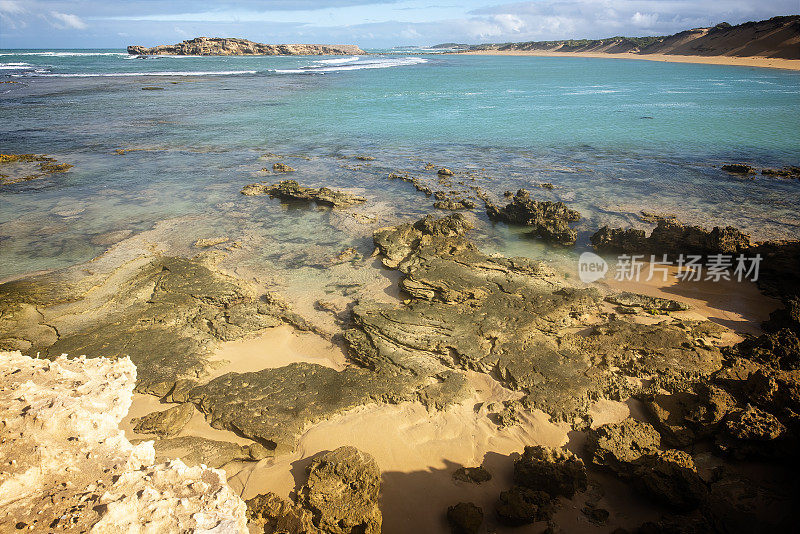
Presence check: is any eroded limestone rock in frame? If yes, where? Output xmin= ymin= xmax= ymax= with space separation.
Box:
xmin=485 ymin=189 xmax=581 ymax=245
xmin=132 ymin=402 xmax=195 ymax=437
xmin=241 ymin=179 xmax=366 ymax=208
xmin=0 ymin=351 xmax=247 ymax=533
xmin=299 ymin=446 xmax=382 ymax=534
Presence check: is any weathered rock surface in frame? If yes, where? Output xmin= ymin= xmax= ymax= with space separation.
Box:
xmin=128 ymin=37 xmax=365 ymax=56
xmin=514 ymin=445 xmax=588 ymax=498
xmin=246 ymin=492 xmax=317 ymax=534
xmin=606 ymin=291 xmax=690 ymax=312
xmin=246 ymin=447 xmax=381 ymax=534
xmin=0 ymin=254 xmax=300 ymax=397
xmin=496 ymin=487 xmax=555 ymax=526
xmin=242 ymin=179 xmax=366 ymax=208
xmin=131 ymin=402 xmax=195 ymax=437
xmin=149 ymin=435 xmax=251 ymax=469
xmin=187 ymin=362 xmax=414 ymax=452
xmin=347 ymin=214 xmax=725 ymax=426
xmin=452 ymin=466 xmax=492 ymax=484
xmin=447 ymin=502 xmax=484 ymax=534
xmin=591 ymin=218 xmax=751 ymax=255
xmin=485 ymin=189 xmax=581 ymax=245
xmin=0 ymin=351 xmax=247 ymax=533
xmin=299 ymin=446 xmax=382 ymax=534
xmin=631 ymin=450 xmax=707 ymax=511
xmin=587 ymin=419 xmax=662 ymax=472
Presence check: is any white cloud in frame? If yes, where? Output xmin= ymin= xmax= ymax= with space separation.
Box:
xmin=49 ymin=11 xmax=88 ymax=30
xmin=631 ymin=12 xmax=659 ymax=27
xmin=0 ymin=0 xmax=25 ymax=14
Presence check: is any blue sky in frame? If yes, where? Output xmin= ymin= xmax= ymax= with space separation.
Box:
xmin=0 ymin=0 xmax=796 ymax=49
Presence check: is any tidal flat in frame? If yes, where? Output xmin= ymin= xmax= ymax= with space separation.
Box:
xmin=1 ymin=51 xmax=800 ymax=533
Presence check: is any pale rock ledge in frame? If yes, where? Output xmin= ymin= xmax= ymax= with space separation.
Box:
xmin=0 ymin=351 xmax=248 ymax=533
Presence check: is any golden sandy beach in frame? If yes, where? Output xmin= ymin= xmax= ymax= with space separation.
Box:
xmin=456 ymin=50 xmax=800 ymax=71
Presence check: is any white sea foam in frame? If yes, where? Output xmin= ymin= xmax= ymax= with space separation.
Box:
xmin=0 ymin=52 xmax=128 ymax=57
xmin=0 ymin=62 xmax=33 ymax=69
xmin=273 ymin=56 xmax=427 ymax=74
xmin=314 ymin=56 xmax=361 ymax=65
xmin=35 ymin=70 xmax=258 ymax=77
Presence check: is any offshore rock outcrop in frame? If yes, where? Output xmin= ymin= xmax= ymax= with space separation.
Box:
xmin=246 ymin=446 xmax=381 ymax=534
xmin=0 ymin=351 xmax=247 ymax=533
xmin=242 ymin=180 xmax=366 ymax=208
xmin=485 ymin=189 xmax=581 ymax=245
xmin=128 ymin=37 xmax=365 ymax=56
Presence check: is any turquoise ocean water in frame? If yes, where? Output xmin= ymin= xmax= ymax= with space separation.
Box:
xmin=1 ymin=49 xmax=799 ymax=279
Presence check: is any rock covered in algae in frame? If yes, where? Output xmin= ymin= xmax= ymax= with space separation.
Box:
xmin=485 ymin=189 xmax=581 ymax=245
xmin=241 ymin=179 xmax=366 ymax=208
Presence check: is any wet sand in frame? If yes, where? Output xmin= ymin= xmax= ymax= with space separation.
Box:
xmin=457 ymin=50 xmax=800 ymax=71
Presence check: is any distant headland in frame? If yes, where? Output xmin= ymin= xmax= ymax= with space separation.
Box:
xmin=442 ymin=15 xmax=800 ymax=70
xmin=127 ymin=37 xmax=365 ymax=56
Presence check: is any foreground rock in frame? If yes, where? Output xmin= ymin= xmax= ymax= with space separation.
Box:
xmin=247 ymin=446 xmax=381 ymax=534
xmin=0 ymin=351 xmax=247 ymax=532
xmin=485 ymin=189 xmax=581 ymax=245
xmin=447 ymin=502 xmax=483 ymax=534
xmin=242 ymin=179 xmax=366 ymax=208
xmin=128 ymin=37 xmax=365 ymax=56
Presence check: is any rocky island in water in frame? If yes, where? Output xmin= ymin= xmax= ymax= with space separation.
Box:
xmin=127 ymin=37 xmax=365 ymax=56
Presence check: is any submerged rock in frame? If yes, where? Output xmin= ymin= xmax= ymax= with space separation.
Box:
xmin=0 ymin=153 xmax=73 ymax=185
xmin=721 ymin=163 xmax=756 ymax=175
xmin=485 ymin=189 xmax=581 ymax=245
xmin=272 ymin=162 xmax=296 ymax=173
xmin=242 ymin=179 xmax=366 ymax=208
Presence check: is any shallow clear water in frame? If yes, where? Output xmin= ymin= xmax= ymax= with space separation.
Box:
xmin=1 ymin=50 xmax=799 ymax=279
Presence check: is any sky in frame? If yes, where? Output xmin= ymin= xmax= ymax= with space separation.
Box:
xmin=0 ymin=0 xmax=797 ymax=49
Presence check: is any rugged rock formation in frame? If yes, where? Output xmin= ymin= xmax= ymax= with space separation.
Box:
xmin=447 ymin=502 xmax=484 ymax=534
xmin=591 ymin=218 xmax=751 ymax=255
xmin=131 ymin=402 xmax=195 ymax=437
xmin=0 ymin=253 xmax=310 ymax=397
xmin=0 ymin=351 xmax=247 ymax=532
xmin=485 ymin=189 xmax=581 ymax=245
xmin=128 ymin=37 xmax=365 ymax=56
xmin=452 ymin=466 xmax=492 ymax=484
xmin=241 ymin=180 xmax=366 ymax=208
xmin=246 ymin=446 xmax=381 ymax=534
xmin=513 ymin=445 xmax=588 ymax=499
